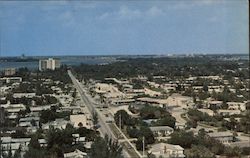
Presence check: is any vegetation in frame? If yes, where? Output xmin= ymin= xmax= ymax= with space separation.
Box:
xmin=168 ymin=129 xmax=249 ymax=157
xmin=22 ymin=124 xmax=98 ymax=158
xmin=40 ymin=106 xmax=71 ymax=123
xmin=73 ymin=56 xmax=249 ymax=81
xmin=89 ymin=135 xmax=123 ymax=158
xmin=139 ymin=105 xmax=176 ymax=128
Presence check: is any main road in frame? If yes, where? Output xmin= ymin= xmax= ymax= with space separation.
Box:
xmin=68 ymin=70 xmax=141 ymax=158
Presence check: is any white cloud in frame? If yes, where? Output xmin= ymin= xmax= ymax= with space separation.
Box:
xmin=98 ymin=5 xmax=165 ymax=20
xmin=99 ymin=12 xmax=110 ymax=20
xmin=172 ymin=0 xmax=221 ymax=10
xmin=147 ymin=6 xmax=164 ymax=17
xmin=118 ymin=6 xmax=142 ymax=19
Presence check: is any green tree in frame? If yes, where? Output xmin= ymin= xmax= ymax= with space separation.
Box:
xmin=185 ymin=145 xmax=215 ymax=158
xmin=24 ymin=135 xmax=45 ymax=158
xmin=153 ymin=115 xmax=176 ymax=128
xmin=40 ymin=110 xmax=56 ymax=123
xmin=168 ymin=130 xmax=196 ymax=148
xmin=135 ymin=137 xmax=143 ymax=151
xmin=92 ymin=111 xmax=99 ymax=125
xmin=114 ymin=110 xmax=131 ymax=128
xmin=89 ymin=135 xmax=123 ymax=158
xmin=30 ymin=119 xmax=36 ymax=126
xmin=140 ymin=126 xmax=155 ymax=144
xmin=13 ymin=146 xmax=21 ymax=158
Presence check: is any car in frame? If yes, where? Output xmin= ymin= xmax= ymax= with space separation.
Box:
xmin=106 ymin=120 xmax=113 ymax=123
xmin=94 ymin=124 xmax=101 ymax=129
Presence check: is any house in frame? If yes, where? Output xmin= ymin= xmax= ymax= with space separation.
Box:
xmin=63 ymin=149 xmax=87 ymax=158
xmin=208 ymin=86 xmax=224 ymax=93
xmin=13 ymin=93 xmax=36 ymax=98
xmin=200 ymin=75 xmax=221 ymax=80
xmin=147 ymin=81 xmax=160 ymax=88
xmin=175 ymin=122 xmax=186 ymax=130
xmin=42 ymin=119 xmax=71 ymax=130
xmin=0 ymin=137 xmax=31 ymax=154
xmin=165 ymin=93 xmax=194 ymax=108
xmin=227 ymin=141 xmax=250 ymax=148
xmin=161 ymin=83 xmax=177 ymax=92
xmin=0 ymin=77 xmax=22 ymax=84
xmin=149 ymin=126 xmax=174 ymax=137
xmin=19 ymin=116 xmax=40 ymax=127
xmin=197 ymin=109 xmax=214 ymax=116
xmin=207 ymin=100 xmax=223 ymax=109
xmin=70 ymin=114 xmax=90 ymax=128
xmin=3 ymin=104 xmax=26 ymax=113
xmin=0 ymin=85 xmax=12 ymax=94
xmin=136 ymin=97 xmax=171 ymax=108
xmin=104 ymin=78 xmax=129 ymax=85
xmin=217 ymin=110 xmax=241 ymax=116
xmin=111 ymin=99 xmax=135 ymax=106
xmin=227 ymin=102 xmax=246 ymax=111
xmin=208 ymin=132 xmax=234 ymax=143
xmin=148 ymin=143 xmax=185 ymax=158
xmin=30 ymin=105 xmax=52 ymax=112
xmin=144 ymin=88 xmax=162 ymax=97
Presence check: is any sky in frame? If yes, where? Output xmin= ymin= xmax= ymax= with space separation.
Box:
xmin=0 ymin=0 xmax=248 ymax=56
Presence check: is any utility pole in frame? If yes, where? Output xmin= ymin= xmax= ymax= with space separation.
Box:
xmin=119 ymin=113 xmax=122 ymax=130
xmin=142 ymin=136 xmax=145 ymax=157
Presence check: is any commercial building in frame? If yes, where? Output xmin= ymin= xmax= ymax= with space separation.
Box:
xmin=39 ymin=58 xmax=60 ymax=71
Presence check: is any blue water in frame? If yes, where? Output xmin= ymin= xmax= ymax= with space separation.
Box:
xmin=0 ymin=57 xmax=117 ymax=71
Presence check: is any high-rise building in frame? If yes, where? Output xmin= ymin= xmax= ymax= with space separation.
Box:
xmin=4 ymin=68 xmax=16 ymax=76
xmin=39 ymin=60 xmax=47 ymax=71
xmin=39 ymin=58 xmax=60 ymax=71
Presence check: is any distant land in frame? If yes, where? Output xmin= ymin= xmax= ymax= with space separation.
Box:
xmin=0 ymin=54 xmax=248 ymax=71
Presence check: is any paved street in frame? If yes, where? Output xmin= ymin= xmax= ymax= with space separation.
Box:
xmin=68 ymin=70 xmax=142 ymax=158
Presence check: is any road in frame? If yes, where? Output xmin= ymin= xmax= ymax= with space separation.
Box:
xmin=170 ymin=107 xmax=187 ymax=125
xmin=68 ymin=70 xmax=142 ymax=158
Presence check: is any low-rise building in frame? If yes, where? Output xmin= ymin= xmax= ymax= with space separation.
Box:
xmin=207 ymin=100 xmax=223 ymax=108
xmin=70 ymin=114 xmax=90 ymax=128
xmin=208 ymin=132 xmax=234 ymax=143
xmin=1 ymin=104 xmax=26 ymax=114
xmin=217 ymin=109 xmax=241 ymax=116
xmin=0 ymin=77 xmax=22 ymax=84
xmin=166 ymin=93 xmax=194 ymax=108
xmin=42 ymin=119 xmax=71 ymax=130
xmin=227 ymin=102 xmax=246 ymax=111
xmin=149 ymin=126 xmax=174 ymax=137
xmin=13 ymin=93 xmax=36 ymax=98
xmin=64 ymin=149 xmax=87 ymax=158
xmin=148 ymin=143 xmax=185 ymax=158
xmin=30 ymin=105 xmax=52 ymax=112
xmin=197 ymin=108 xmax=214 ymax=116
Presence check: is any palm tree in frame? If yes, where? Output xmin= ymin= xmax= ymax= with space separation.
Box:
xmin=89 ymin=135 xmax=123 ymax=158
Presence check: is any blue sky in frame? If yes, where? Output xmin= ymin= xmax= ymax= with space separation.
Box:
xmin=0 ymin=0 xmax=248 ymax=56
